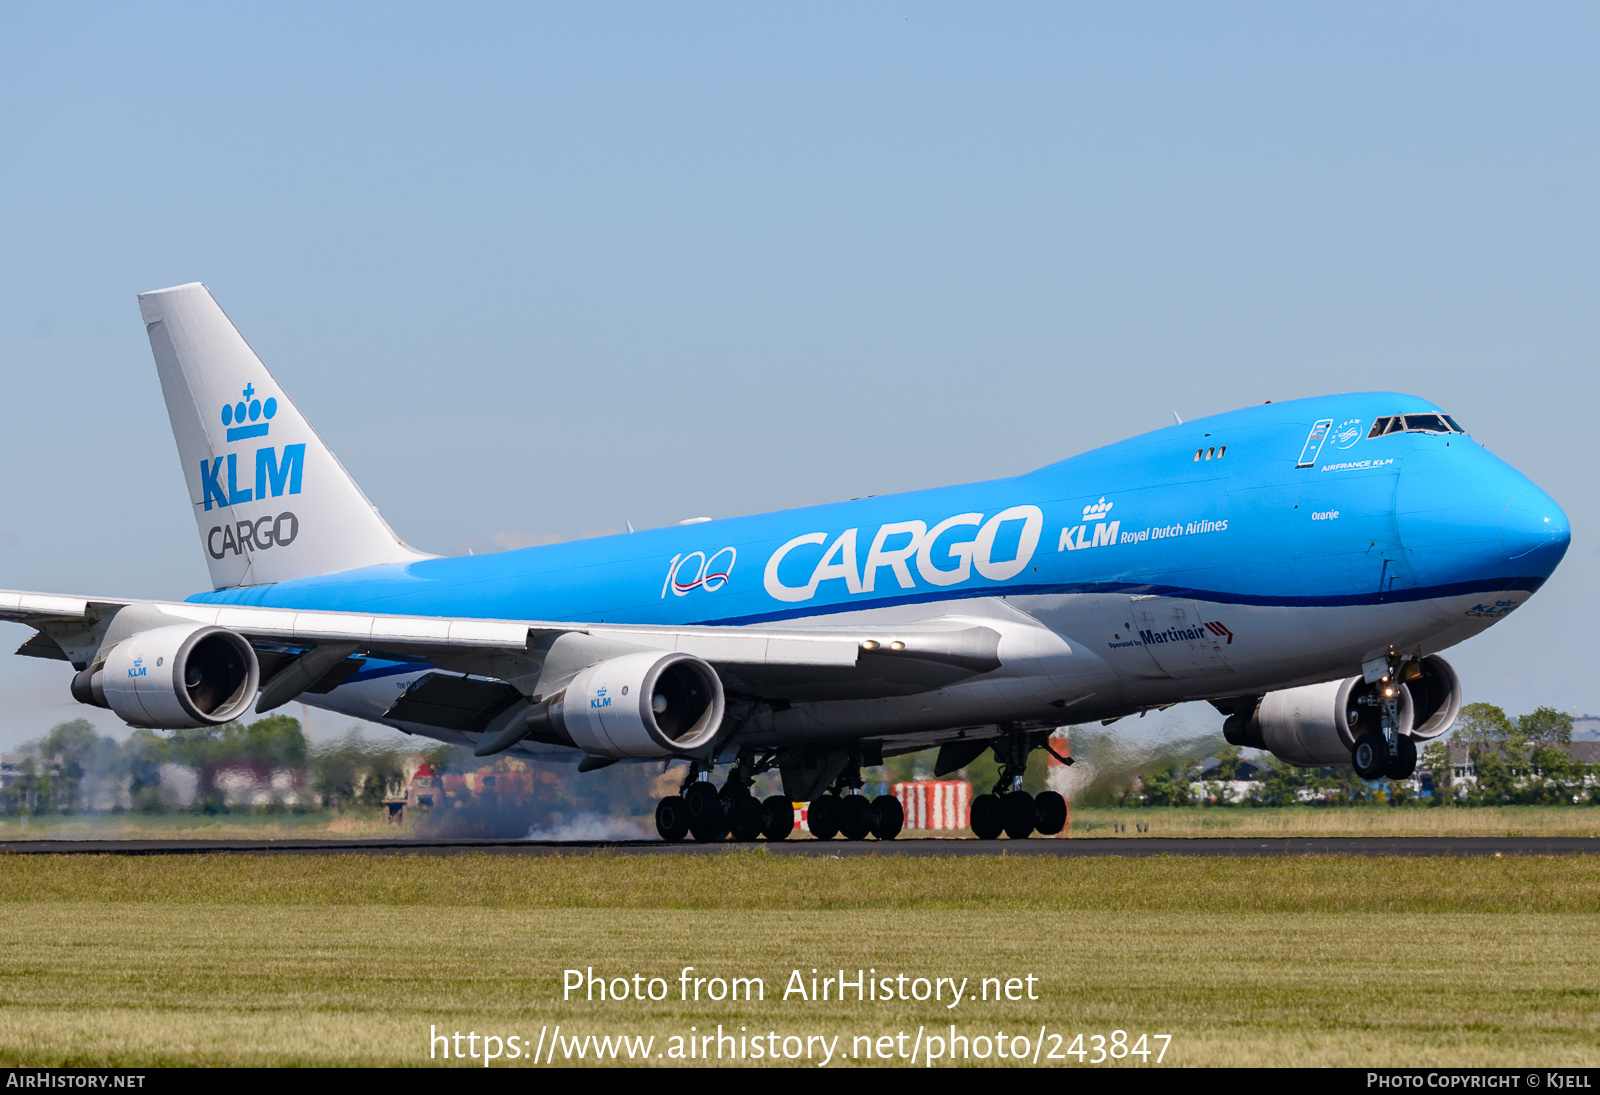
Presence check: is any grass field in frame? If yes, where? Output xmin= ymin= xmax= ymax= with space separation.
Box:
xmin=0 ymin=810 xmax=401 ymax=841
xmin=0 ymin=853 xmax=1596 ymax=1067
xmin=4 ymin=804 xmax=1598 ymax=842
xmin=1065 ymin=804 xmax=1600 ymax=838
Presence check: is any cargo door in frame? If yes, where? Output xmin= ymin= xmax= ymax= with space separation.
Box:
xmin=1130 ymin=596 xmax=1234 ymax=679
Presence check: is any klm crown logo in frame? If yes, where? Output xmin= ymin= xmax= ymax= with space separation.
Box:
xmin=220 ymin=383 xmax=278 ymax=442
xmin=1061 ymin=496 xmax=1121 ymax=552
xmin=200 ymin=381 xmax=304 ymax=513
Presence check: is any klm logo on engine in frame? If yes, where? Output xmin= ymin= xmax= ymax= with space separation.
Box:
xmin=592 ymin=687 xmax=612 ymax=710
xmin=1059 ymin=498 xmax=1120 ymax=552
xmin=128 ymin=657 xmax=146 ymax=679
xmin=200 ymin=384 xmax=304 ymax=511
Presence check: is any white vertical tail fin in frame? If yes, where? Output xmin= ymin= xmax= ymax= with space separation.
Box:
xmin=138 ymin=282 xmax=429 ymax=589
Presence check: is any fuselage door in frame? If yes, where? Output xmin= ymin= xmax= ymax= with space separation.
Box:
xmin=1129 ymin=596 xmax=1234 ymax=679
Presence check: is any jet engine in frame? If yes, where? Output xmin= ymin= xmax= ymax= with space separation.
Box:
xmin=1222 ymin=654 xmax=1462 ymax=767
xmin=71 ymin=624 xmax=260 ymax=729
xmin=524 ymin=651 xmax=725 ymax=758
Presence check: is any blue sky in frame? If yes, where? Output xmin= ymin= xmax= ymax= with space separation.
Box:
xmin=1 ymin=3 xmax=1597 ymax=747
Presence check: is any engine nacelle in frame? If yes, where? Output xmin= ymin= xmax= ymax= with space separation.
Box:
xmin=1401 ymin=655 xmax=1462 ymax=742
xmin=1223 ymin=654 xmax=1462 ymax=767
xmin=71 ymin=624 xmax=260 ymax=729
xmin=530 ymin=651 xmax=725 ymax=759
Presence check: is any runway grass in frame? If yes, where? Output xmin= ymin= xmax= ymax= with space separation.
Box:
xmin=6 ymin=804 xmax=1599 ymax=842
xmin=1066 ymin=803 xmax=1600 ymax=838
xmin=0 ymin=854 xmax=1596 ymax=1067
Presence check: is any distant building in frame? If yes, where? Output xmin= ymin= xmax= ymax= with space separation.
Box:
xmin=211 ymin=763 xmax=308 ymax=808
xmin=407 ymin=763 xmax=439 ymax=811
xmin=0 ymin=753 xmax=32 ymax=791
xmin=1438 ymin=739 xmax=1597 ymax=791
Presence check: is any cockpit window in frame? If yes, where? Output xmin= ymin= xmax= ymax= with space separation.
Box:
xmin=1367 ymin=413 xmax=1466 ymax=439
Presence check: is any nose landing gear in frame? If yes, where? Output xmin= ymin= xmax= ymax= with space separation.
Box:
xmin=1351 ymin=654 xmax=1420 ymax=781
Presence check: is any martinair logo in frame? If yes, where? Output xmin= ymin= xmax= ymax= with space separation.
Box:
xmin=200 ymin=382 xmax=305 ymax=560
xmin=1139 ymin=620 xmax=1233 ymax=646
xmin=662 ymin=547 xmax=737 ymax=598
xmin=1059 ymin=498 xmax=1120 ymax=552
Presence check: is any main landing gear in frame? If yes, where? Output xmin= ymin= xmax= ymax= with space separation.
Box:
xmin=1350 ymin=655 xmax=1419 ymax=782
xmin=655 ymin=749 xmax=905 ymax=843
xmin=655 ymin=750 xmax=801 ymax=844
xmin=798 ymin=748 xmax=903 ymax=842
xmin=967 ymin=729 xmax=1068 ymax=841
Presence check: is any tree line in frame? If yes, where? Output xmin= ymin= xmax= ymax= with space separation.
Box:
xmin=0 ymin=716 xmax=445 ymax=816
xmin=1123 ymin=705 xmax=1592 ymax=808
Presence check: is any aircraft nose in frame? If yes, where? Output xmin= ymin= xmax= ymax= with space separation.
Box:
xmin=1502 ymin=487 xmax=1570 ymax=575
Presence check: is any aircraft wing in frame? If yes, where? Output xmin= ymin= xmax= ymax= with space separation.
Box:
xmin=0 ymin=589 xmax=1004 ymax=708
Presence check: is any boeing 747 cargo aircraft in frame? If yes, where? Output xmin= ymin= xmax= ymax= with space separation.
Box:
xmin=0 ymin=284 xmax=1570 ymax=841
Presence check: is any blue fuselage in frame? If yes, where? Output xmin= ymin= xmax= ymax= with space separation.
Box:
xmin=189 ymin=392 xmax=1567 ymax=632
xmin=183 ymin=392 xmax=1567 ymax=747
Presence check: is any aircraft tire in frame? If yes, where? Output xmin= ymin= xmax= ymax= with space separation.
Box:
xmin=760 ymin=795 xmax=795 ymax=841
xmin=1351 ymin=732 xmax=1389 ymax=781
xmin=870 ymin=794 xmax=904 ymax=840
xmin=839 ymin=794 xmax=874 ymax=841
xmin=1034 ymin=790 xmax=1068 ymax=835
xmin=655 ymin=796 xmax=689 ymax=843
xmin=1385 ymin=735 xmax=1419 ymax=781
xmin=808 ymin=795 xmax=842 ymax=841
xmin=728 ymin=790 xmax=763 ymax=842
xmin=685 ymin=781 xmax=728 ymax=842
xmin=969 ymin=793 xmax=1003 ymax=840
xmin=1002 ymin=790 xmax=1037 ymax=839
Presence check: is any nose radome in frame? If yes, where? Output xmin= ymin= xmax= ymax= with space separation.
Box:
xmin=1502 ymin=488 xmax=1570 ymax=574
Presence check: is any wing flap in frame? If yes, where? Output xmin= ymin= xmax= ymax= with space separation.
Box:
xmin=383 ymin=673 xmax=524 ymax=734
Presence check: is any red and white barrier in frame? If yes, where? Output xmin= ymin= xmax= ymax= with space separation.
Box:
xmin=892 ymin=780 xmax=972 ymax=830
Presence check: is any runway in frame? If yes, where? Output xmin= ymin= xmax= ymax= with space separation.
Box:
xmin=1 ymin=835 xmax=1595 ymax=857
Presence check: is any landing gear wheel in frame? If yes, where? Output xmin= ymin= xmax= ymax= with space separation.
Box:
xmin=1352 ymin=732 xmax=1389 ymax=781
xmin=727 ymin=790 xmax=762 ymax=842
xmin=655 ymin=796 xmax=689 ymax=843
xmin=870 ymin=794 xmax=904 ymax=841
xmin=970 ymin=793 xmax=1003 ymax=840
xmin=1385 ymin=735 xmax=1418 ymax=781
xmin=839 ymin=794 xmax=873 ymax=841
xmin=808 ymin=795 xmax=841 ymax=841
xmin=760 ymin=795 xmax=795 ymax=841
xmin=1034 ymin=790 xmax=1068 ymax=836
xmin=685 ymin=781 xmax=728 ymax=842
xmin=1002 ymin=790 xmax=1036 ymax=839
